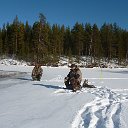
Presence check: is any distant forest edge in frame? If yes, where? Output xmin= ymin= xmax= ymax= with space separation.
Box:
xmin=0 ymin=13 xmax=128 ymax=67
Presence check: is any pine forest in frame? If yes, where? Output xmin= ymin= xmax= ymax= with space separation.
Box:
xmin=0 ymin=14 xmax=128 ymax=67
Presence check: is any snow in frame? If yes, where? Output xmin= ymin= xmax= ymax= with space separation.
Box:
xmin=0 ymin=63 xmax=128 ymax=128
xmin=0 ymin=59 xmax=29 ymax=66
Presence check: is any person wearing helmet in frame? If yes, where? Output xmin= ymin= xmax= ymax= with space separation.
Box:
xmin=31 ymin=64 xmax=43 ymax=81
xmin=64 ymin=64 xmax=82 ymax=91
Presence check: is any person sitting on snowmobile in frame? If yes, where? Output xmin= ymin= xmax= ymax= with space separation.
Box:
xmin=31 ymin=64 xmax=43 ymax=81
xmin=64 ymin=64 xmax=82 ymax=91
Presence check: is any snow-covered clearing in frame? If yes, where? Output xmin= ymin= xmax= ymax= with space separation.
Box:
xmin=0 ymin=64 xmax=128 ymax=128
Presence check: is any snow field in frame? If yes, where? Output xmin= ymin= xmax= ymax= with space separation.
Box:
xmin=0 ymin=64 xmax=128 ymax=128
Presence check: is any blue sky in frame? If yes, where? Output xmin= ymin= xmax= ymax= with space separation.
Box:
xmin=0 ymin=0 xmax=127 ymax=29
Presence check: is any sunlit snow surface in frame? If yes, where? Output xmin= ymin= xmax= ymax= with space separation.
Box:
xmin=0 ymin=63 xmax=128 ymax=128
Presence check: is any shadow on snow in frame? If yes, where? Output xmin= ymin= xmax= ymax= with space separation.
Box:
xmin=33 ymin=83 xmax=63 ymax=90
xmin=17 ymin=77 xmax=32 ymax=81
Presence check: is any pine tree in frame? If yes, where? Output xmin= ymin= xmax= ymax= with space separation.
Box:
xmin=24 ymin=21 xmax=33 ymax=62
xmin=2 ymin=24 xmax=8 ymax=56
xmin=84 ymin=23 xmax=92 ymax=63
xmin=12 ymin=15 xmax=19 ymax=57
xmin=51 ymin=24 xmax=60 ymax=55
xmin=112 ymin=23 xmax=120 ymax=58
xmin=32 ymin=21 xmax=41 ymax=63
xmin=64 ymin=27 xmax=72 ymax=55
xmin=59 ymin=25 xmax=65 ymax=56
xmin=17 ymin=23 xmax=25 ymax=60
xmin=32 ymin=13 xmax=47 ymax=63
xmin=84 ymin=23 xmax=92 ymax=55
xmin=6 ymin=23 xmax=14 ymax=56
xmin=100 ymin=23 xmax=113 ymax=62
xmin=125 ymin=32 xmax=128 ymax=65
xmin=118 ymin=30 xmax=127 ymax=65
xmin=0 ymin=29 xmax=3 ymax=56
xmin=92 ymin=24 xmax=102 ymax=63
xmin=41 ymin=23 xmax=51 ymax=63
xmin=71 ymin=22 xmax=84 ymax=57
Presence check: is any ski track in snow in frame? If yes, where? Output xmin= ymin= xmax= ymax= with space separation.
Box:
xmin=71 ymin=87 xmax=128 ymax=128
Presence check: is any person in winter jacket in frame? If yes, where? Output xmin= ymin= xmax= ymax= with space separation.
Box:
xmin=31 ymin=64 xmax=43 ymax=81
xmin=64 ymin=64 xmax=82 ymax=91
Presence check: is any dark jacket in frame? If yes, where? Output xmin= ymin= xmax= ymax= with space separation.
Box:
xmin=67 ymin=67 xmax=82 ymax=83
xmin=32 ymin=66 xmax=43 ymax=77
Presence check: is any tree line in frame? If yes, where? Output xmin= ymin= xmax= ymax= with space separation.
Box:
xmin=0 ymin=14 xmax=128 ymax=66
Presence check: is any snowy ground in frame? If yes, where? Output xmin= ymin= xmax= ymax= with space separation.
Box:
xmin=0 ymin=64 xmax=128 ymax=128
